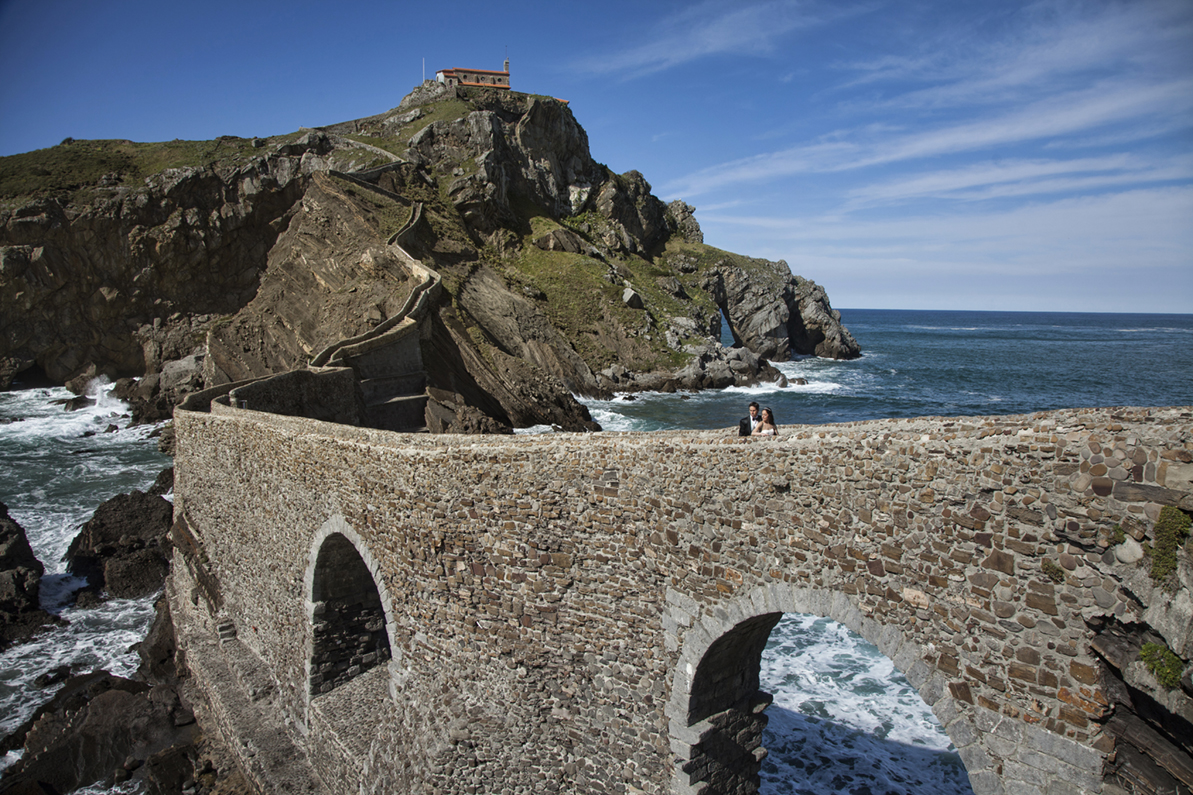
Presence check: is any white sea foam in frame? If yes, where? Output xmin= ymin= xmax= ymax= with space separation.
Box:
xmin=74 ymin=781 xmax=142 ymax=795
xmin=513 ymin=424 xmax=556 ymax=435
xmin=0 ymin=593 xmax=159 ymax=737
xmin=1116 ymin=327 xmax=1193 ymax=334
xmin=905 ymin=325 xmax=984 ymax=332
xmin=586 ymin=406 xmax=643 ymax=432
xmin=760 ymin=614 xmax=972 ymax=794
xmin=0 ymin=382 xmax=169 ymax=759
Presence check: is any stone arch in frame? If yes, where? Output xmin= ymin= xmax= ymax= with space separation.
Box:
xmin=304 ymin=514 xmax=396 ymax=699
xmin=665 ymin=584 xmax=978 ymax=795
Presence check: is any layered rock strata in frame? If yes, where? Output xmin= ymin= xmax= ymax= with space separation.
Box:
xmin=1 ymin=84 xmax=860 ymax=431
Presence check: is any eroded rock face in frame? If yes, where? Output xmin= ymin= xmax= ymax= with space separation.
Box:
xmin=703 ymin=259 xmax=860 ymax=361
xmin=791 ymin=276 xmax=862 ymax=360
xmin=0 ymin=501 xmax=57 ymax=649
xmin=201 ymin=171 xmax=423 ymax=387
xmin=2 ymin=84 xmax=859 ymax=431
xmin=0 ymin=149 xmax=317 ymax=388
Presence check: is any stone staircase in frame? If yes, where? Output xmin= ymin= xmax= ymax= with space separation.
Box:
xmin=308 ymin=199 xmax=442 ymax=432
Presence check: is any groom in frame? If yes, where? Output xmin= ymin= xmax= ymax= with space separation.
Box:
xmin=738 ymin=401 xmax=761 ymax=436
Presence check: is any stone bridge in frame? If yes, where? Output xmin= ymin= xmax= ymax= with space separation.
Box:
xmin=169 ymin=399 xmax=1193 ymax=795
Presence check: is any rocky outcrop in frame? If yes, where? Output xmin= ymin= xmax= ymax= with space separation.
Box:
xmin=404 ymin=92 xmax=607 ymax=232
xmin=791 ymin=276 xmax=862 ymax=360
xmin=0 ymin=671 xmax=197 ymax=794
xmin=665 ymin=200 xmax=704 ymax=244
xmin=701 ymin=258 xmax=860 ymax=361
xmin=598 ymin=342 xmax=786 ymax=393
xmin=0 ymin=502 xmax=58 ymax=649
xmin=0 ymin=596 xmax=251 ymax=795
xmin=2 ymin=83 xmax=859 ymax=431
xmin=64 ymin=486 xmax=173 ymax=602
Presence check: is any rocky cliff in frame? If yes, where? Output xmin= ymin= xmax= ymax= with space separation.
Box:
xmin=0 ymin=82 xmax=859 ymax=430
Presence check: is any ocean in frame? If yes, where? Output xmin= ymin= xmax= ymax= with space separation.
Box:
xmin=1 ymin=309 xmax=1190 ymax=793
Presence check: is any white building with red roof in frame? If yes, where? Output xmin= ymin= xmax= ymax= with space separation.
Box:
xmin=435 ymin=59 xmax=510 ymax=90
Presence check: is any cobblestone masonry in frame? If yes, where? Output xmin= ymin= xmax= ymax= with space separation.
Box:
xmin=169 ymin=403 xmax=1193 ymax=795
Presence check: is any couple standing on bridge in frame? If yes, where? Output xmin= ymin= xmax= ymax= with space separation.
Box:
xmin=738 ymin=401 xmax=779 ymax=437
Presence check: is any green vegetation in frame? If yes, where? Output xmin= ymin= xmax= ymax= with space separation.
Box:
xmin=1112 ymin=524 xmax=1126 ymax=545
xmin=0 ymin=136 xmax=287 ymax=205
xmin=391 ymin=99 xmax=473 ymax=147
xmin=1149 ymin=506 xmax=1192 ymax=589
xmin=505 ymin=244 xmax=632 ymax=369
xmin=1140 ymin=642 xmax=1185 ymax=688
xmin=494 ymin=204 xmax=744 ymax=372
xmin=1041 ymin=558 xmax=1066 ymax=583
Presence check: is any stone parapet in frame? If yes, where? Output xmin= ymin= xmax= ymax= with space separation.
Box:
xmin=170 ymin=405 xmax=1193 ymax=794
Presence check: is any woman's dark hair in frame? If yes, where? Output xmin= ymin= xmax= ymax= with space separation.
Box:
xmin=763 ymin=408 xmax=777 ymax=430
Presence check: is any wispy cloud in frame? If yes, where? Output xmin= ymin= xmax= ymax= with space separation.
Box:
xmin=663 ymin=77 xmax=1193 ymax=197
xmin=572 ymin=0 xmax=834 ymax=77
xmin=845 ymin=154 xmax=1193 ymax=206
xmin=703 ymin=187 xmax=1193 ymax=274
xmin=696 ymin=187 xmax=1193 ymax=311
xmin=837 ymin=0 xmax=1193 ymax=108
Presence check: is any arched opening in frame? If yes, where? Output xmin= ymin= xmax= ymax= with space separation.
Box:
xmin=718 ymin=306 xmax=740 ymax=348
xmin=670 ymin=587 xmax=978 ymax=795
xmin=309 ymin=532 xmax=391 ymax=696
xmin=759 ymin=614 xmax=973 ymax=794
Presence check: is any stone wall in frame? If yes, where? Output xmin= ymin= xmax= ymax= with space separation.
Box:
xmin=169 ymin=405 xmax=1193 ymax=795
xmin=221 ymin=367 xmax=363 ymax=425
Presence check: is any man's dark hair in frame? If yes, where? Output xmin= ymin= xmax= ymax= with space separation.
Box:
xmin=749 ymin=401 xmax=760 ymax=411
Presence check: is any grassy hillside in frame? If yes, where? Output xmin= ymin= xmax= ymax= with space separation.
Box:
xmin=0 ymin=135 xmax=306 ymax=206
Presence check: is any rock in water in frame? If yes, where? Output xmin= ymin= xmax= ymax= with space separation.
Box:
xmin=791 ymin=276 xmax=861 ymax=360
xmin=64 ymin=490 xmax=173 ymax=601
xmin=0 ymin=501 xmax=58 ymax=649
xmin=0 ymin=670 xmax=197 ymax=794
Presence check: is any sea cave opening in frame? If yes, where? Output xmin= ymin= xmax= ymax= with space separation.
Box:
xmin=719 ymin=306 xmax=740 ymax=348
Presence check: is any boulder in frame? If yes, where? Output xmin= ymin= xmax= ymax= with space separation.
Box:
xmin=146 ymin=467 xmax=174 ymax=498
xmin=0 ymin=502 xmax=58 ymax=649
xmin=532 ymin=228 xmax=584 ymax=254
xmin=0 ymin=671 xmax=196 ymax=795
xmin=158 ymin=353 xmax=204 ymax=395
xmin=64 ymin=490 xmax=173 ymax=601
xmin=58 ymin=396 xmax=95 ymax=412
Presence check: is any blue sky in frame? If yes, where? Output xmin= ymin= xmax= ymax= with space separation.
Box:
xmin=1 ymin=0 xmax=1190 ymax=312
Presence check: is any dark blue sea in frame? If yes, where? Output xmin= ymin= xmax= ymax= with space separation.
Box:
xmin=1 ymin=310 xmax=1189 ymax=793
xmin=580 ymin=309 xmax=1193 ymax=432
